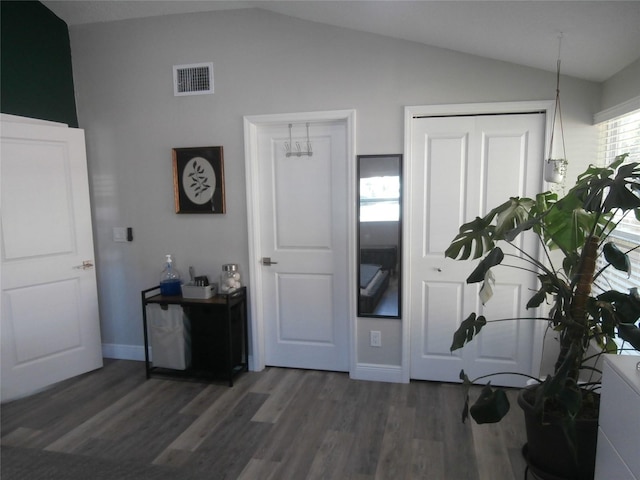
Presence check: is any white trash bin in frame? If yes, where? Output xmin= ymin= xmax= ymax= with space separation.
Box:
xmin=147 ymin=304 xmax=191 ymax=370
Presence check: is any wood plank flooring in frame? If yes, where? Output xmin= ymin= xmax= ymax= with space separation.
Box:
xmin=1 ymin=359 xmax=528 ymax=479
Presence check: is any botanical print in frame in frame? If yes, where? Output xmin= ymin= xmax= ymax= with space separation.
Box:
xmin=172 ymin=146 xmax=225 ymax=213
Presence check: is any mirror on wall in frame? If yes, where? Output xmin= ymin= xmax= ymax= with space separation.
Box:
xmin=357 ymin=154 xmax=402 ymax=318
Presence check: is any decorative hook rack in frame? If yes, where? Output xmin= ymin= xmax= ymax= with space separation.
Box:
xmin=284 ymin=123 xmax=313 ymax=157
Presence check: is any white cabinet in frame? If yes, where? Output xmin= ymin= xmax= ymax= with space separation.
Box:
xmin=595 ymin=355 xmax=640 ymax=480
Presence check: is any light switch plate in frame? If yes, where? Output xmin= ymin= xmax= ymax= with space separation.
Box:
xmin=113 ymin=227 xmax=127 ymax=242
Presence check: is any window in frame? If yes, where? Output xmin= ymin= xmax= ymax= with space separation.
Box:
xmin=359 ymin=176 xmax=400 ymax=222
xmin=597 ymin=109 xmax=640 ymax=242
xmin=595 ymin=108 xmax=640 ymax=354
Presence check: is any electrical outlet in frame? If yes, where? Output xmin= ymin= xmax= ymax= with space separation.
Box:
xmin=370 ymin=330 xmax=382 ymax=347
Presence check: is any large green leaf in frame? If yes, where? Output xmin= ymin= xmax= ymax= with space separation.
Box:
xmin=445 ymin=216 xmax=496 ymax=260
xmin=466 ymin=247 xmax=504 ymax=284
xmin=492 ymin=197 xmax=535 ymax=239
xmin=566 ymin=155 xmax=640 ymax=215
xmin=542 ymin=205 xmax=608 ymax=254
xmin=478 ymin=270 xmax=495 ymax=305
xmin=504 ymin=192 xmax=556 ymax=242
xmin=593 ymin=300 xmax=618 ymax=338
xmin=525 ymin=274 xmax=562 ymax=310
xmin=526 ymin=287 xmax=547 ymax=310
xmin=600 ymin=288 xmax=640 ymax=350
xmin=602 ymin=161 xmax=640 ymax=212
xmin=445 ymin=198 xmax=534 ymax=260
xmin=469 ymin=384 xmax=510 ymax=424
xmin=570 ymin=158 xmax=623 ymax=212
xmin=618 ymin=323 xmax=640 ymax=350
xmin=597 ymin=288 xmax=640 ymax=325
xmin=603 ymin=242 xmax=630 ymax=273
xmin=530 ymin=191 xmax=559 ymax=221
xmin=450 ymin=313 xmax=487 ymax=351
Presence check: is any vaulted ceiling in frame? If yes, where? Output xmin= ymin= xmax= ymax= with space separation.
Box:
xmin=42 ymin=1 xmax=640 ymax=83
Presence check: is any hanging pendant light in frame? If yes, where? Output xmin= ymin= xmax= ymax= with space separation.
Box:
xmin=545 ymin=33 xmax=569 ymax=184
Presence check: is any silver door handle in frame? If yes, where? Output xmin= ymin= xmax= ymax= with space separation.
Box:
xmin=73 ymin=260 xmax=94 ymax=270
xmin=262 ymin=257 xmax=278 ymax=266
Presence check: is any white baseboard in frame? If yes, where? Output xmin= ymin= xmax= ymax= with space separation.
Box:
xmin=102 ymin=343 xmax=147 ymax=361
xmin=350 ymin=363 xmax=407 ymax=383
xmin=102 ymin=346 xmax=406 ymax=384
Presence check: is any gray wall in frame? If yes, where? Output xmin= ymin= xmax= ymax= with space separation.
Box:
xmin=70 ymin=8 xmax=605 ymax=368
xmin=601 ymin=57 xmax=640 ymax=112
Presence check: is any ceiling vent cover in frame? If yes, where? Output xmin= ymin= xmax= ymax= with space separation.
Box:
xmin=173 ymin=62 xmax=213 ymax=96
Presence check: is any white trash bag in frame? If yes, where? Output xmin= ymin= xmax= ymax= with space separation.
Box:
xmin=147 ymin=304 xmax=191 ymax=370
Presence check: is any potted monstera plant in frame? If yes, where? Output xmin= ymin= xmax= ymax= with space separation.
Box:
xmin=445 ymin=154 xmax=640 ymax=480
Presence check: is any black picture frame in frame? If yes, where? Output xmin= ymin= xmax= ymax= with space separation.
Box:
xmin=172 ymin=146 xmax=225 ymax=214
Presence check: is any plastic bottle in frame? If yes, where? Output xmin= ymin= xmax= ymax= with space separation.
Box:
xmin=160 ymin=254 xmax=182 ymax=296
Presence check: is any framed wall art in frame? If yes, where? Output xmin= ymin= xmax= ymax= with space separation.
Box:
xmin=172 ymin=146 xmax=225 ymax=213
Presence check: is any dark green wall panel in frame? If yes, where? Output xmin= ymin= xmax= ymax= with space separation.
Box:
xmin=1 ymin=1 xmax=78 ymax=127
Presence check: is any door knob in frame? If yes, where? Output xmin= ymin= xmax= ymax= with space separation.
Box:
xmin=261 ymin=257 xmax=278 ymax=266
xmin=73 ymin=260 xmax=94 ymax=270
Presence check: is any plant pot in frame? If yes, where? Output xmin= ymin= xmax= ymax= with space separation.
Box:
xmin=518 ymin=387 xmax=598 ymax=480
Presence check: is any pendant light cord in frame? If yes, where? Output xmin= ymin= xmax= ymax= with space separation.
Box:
xmin=548 ymin=34 xmax=567 ymax=161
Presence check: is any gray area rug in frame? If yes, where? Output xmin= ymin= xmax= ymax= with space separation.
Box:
xmin=1 ymin=446 xmax=211 ymax=480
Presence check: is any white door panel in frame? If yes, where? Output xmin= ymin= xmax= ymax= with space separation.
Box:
xmin=256 ymin=121 xmax=349 ymax=371
xmin=2 ymin=141 xmax=75 ymax=258
xmin=1 ymin=119 xmax=102 ymax=402
xmin=7 ymin=280 xmax=83 ymax=363
xmin=277 ymin=274 xmax=334 ymax=342
xmin=423 ymin=131 xmax=470 ymax=254
xmin=410 ymin=113 xmax=544 ymax=387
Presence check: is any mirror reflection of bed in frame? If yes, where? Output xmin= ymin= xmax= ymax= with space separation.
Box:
xmin=359 ymin=261 xmax=399 ymax=316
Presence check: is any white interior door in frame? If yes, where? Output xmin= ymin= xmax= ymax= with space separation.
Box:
xmin=1 ymin=117 xmax=102 ymax=402
xmin=248 ymin=118 xmax=351 ymax=372
xmin=409 ymin=112 xmax=545 ymax=387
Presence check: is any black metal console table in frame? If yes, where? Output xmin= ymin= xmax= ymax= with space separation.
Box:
xmin=141 ymin=286 xmax=248 ymax=386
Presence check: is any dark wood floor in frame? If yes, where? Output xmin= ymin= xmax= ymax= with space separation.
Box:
xmin=1 ymin=359 xmax=528 ymax=479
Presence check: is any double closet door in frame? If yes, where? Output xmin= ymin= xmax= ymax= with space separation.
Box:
xmin=409 ymin=112 xmax=545 ymax=387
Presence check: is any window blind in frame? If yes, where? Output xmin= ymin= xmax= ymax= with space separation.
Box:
xmin=596 ymin=109 xmax=640 ymax=241
xmin=595 ymin=108 xmax=640 ymax=354
xmin=597 ymin=108 xmax=640 ymax=165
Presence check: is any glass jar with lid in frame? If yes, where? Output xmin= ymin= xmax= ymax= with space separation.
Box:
xmin=220 ymin=264 xmax=241 ymax=293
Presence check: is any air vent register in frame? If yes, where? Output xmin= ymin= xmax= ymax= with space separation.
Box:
xmin=173 ymin=62 xmax=213 ymax=96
